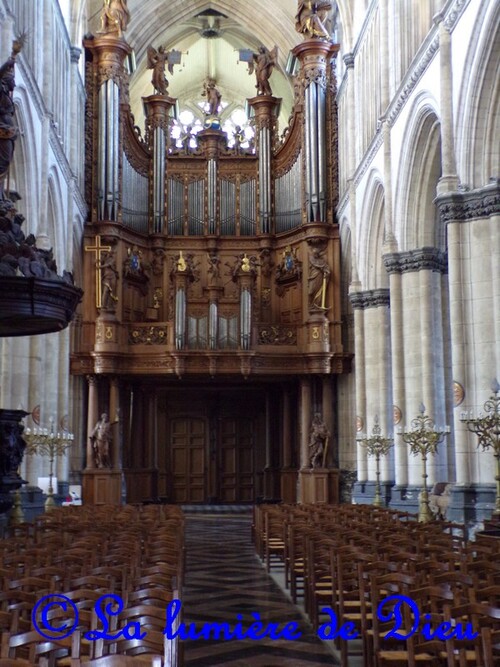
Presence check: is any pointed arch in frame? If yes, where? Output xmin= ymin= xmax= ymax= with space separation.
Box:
xmin=46 ymin=168 xmax=67 ymax=270
xmin=358 ymin=169 xmax=387 ymax=290
xmin=394 ymin=93 xmax=442 ymax=251
xmin=11 ymin=89 xmax=40 ymax=232
xmin=456 ymin=0 xmax=500 ymax=188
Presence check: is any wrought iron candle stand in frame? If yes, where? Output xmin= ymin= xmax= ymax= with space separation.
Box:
xmin=356 ymin=415 xmax=393 ymax=507
xmin=399 ymin=404 xmax=449 ymax=522
xmin=24 ymin=419 xmax=74 ymax=510
xmin=460 ymin=380 xmax=500 ymax=517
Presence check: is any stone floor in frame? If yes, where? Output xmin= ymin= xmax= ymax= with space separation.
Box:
xmin=182 ymin=514 xmax=340 ymax=666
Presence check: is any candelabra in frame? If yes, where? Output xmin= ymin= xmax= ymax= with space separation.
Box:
xmin=460 ymin=380 xmax=500 ymax=517
xmin=399 ymin=404 xmax=449 ymax=522
xmin=356 ymin=416 xmax=393 ymax=507
xmin=24 ymin=418 xmax=74 ymax=510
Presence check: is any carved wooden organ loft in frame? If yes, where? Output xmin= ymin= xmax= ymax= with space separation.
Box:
xmin=72 ymin=33 xmax=351 ymax=382
xmin=71 ymin=16 xmax=356 ymax=506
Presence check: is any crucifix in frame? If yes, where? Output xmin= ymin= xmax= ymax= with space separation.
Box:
xmin=85 ymin=235 xmax=112 ymax=309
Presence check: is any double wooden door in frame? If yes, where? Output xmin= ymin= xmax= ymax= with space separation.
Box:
xmin=169 ymin=409 xmax=258 ymax=503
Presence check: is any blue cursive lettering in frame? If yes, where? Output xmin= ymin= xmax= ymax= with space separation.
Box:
xmin=377 ymin=594 xmax=419 ymax=640
xmin=317 ymin=608 xmax=359 ymax=641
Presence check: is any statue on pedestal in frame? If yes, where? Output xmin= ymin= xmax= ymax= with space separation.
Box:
xmin=147 ymin=45 xmax=175 ymax=96
xmin=99 ymin=0 xmax=130 ymax=38
xmin=308 ymin=245 xmax=330 ymax=311
xmin=98 ymin=248 xmax=119 ymax=311
xmin=248 ymin=45 xmax=278 ymax=96
xmin=90 ymin=412 xmax=117 ymax=469
xmin=203 ymin=80 xmax=222 ymax=117
xmin=309 ymin=413 xmax=330 ymax=468
xmin=295 ymin=1 xmax=332 ymax=40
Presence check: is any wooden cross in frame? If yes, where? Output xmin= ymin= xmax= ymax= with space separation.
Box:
xmin=85 ymin=235 xmax=112 ymax=309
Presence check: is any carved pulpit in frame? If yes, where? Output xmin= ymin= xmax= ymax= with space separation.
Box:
xmin=74 ymin=5 xmax=350 ymax=506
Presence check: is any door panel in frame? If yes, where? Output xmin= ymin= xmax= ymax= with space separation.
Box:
xmin=171 ymin=417 xmax=207 ymax=503
xmin=218 ymin=417 xmax=254 ymax=502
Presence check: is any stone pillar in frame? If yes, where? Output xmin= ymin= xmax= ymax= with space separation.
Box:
xmin=435 ymin=15 xmax=459 ymax=195
xmin=86 ymin=375 xmax=98 ymax=469
xmin=352 ymin=298 xmax=367 ymax=481
xmin=385 ymin=269 xmax=408 ymax=488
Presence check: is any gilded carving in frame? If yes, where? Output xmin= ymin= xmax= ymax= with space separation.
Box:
xmin=258 ymin=325 xmax=297 ymax=345
xmin=129 ymin=326 xmax=168 ymax=345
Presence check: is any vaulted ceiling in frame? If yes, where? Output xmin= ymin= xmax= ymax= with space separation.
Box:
xmin=87 ymin=1 xmax=308 ymax=132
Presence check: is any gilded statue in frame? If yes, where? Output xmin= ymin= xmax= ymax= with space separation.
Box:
xmin=202 ymin=80 xmax=222 ymax=116
xmin=147 ymin=45 xmax=175 ymax=96
xmin=295 ymin=1 xmax=332 ymax=40
xmin=99 ymin=0 xmax=131 ymax=38
xmin=309 ymin=413 xmax=330 ymax=468
xmin=248 ymin=45 xmax=278 ymax=96
xmin=0 ymin=36 xmax=25 ymax=197
xmin=308 ymin=245 xmax=330 ymax=311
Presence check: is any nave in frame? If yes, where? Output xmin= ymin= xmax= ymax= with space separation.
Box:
xmin=182 ymin=514 xmax=336 ymax=666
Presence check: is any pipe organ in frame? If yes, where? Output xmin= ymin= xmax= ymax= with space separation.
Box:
xmin=75 ymin=24 xmax=351 ymax=506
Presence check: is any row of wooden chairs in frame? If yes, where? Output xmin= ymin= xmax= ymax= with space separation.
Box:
xmin=254 ymin=503 xmax=500 ymax=667
xmin=0 ymin=505 xmax=184 ymax=665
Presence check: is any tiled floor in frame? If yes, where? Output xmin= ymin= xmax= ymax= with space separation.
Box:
xmin=182 ymin=515 xmax=339 ymax=666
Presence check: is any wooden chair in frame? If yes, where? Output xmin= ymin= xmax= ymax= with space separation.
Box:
xmin=481 ymin=626 xmax=500 ymax=667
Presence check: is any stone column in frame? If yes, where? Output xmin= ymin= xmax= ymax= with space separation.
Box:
xmin=435 ymin=15 xmax=459 ymax=195
xmin=86 ymin=375 xmax=98 ymax=469
xmin=384 ymin=266 xmax=407 ymax=488
xmin=352 ymin=299 xmax=367 ymax=481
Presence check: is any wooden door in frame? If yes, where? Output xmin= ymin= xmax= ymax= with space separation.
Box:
xmin=170 ymin=417 xmax=207 ymax=503
xmin=218 ymin=417 xmax=255 ymax=502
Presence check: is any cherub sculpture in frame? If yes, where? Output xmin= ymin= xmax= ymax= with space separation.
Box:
xmin=147 ymin=45 xmax=175 ymax=96
xmin=248 ymin=45 xmax=278 ymax=96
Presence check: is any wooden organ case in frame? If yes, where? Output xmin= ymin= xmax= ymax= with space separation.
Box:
xmin=73 ymin=30 xmax=351 ymax=505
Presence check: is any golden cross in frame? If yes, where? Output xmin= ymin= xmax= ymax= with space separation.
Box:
xmin=85 ymin=235 xmax=112 ymax=309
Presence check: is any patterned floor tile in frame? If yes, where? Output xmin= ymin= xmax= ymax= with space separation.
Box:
xmin=182 ymin=515 xmax=338 ymax=666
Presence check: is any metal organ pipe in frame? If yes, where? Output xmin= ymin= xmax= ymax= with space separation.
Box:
xmin=175 ymin=288 xmax=186 ymax=350
xmin=208 ymin=159 xmax=216 ymax=234
xmin=240 ymin=288 xmax=252 ymax=351
xmin=153 ymin=128 xmax=166 ymax=233
xmin=97 ymin=80 xmax=120 ymax=221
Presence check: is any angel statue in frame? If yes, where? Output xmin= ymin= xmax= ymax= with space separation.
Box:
xmin=248 ymin=45 xmax=278 ymax=96
xmin=202 ymin=80 xmax=222 ymax=117
xmin=99 ymin=0 xmax=130 ymax=38
xmin=147 ymin=45 xmax=175 ymax=96
xmin=295 ymin=1 xmax=332 ymax=40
